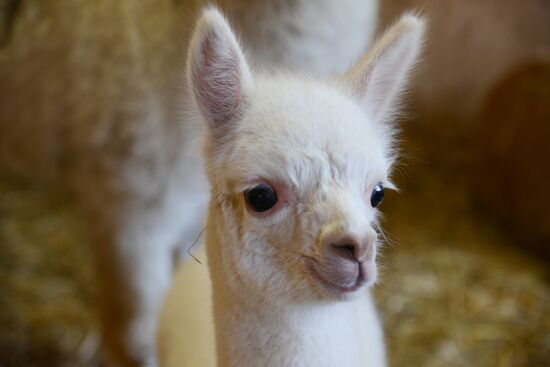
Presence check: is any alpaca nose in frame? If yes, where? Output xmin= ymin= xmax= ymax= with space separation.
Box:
xmin=329 ymin=236 xmax=368 ymax=262
xmin=313 ymin=229 xmax=377 ymax=291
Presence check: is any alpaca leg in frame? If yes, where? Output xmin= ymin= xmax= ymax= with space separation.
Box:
xmin=87 ymin=167 xmax=207 ymax=367
xmin=93 ymin=210 xmax=177 ymax=367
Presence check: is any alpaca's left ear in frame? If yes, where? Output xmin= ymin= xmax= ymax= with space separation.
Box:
xmin=343 ymin=14 xmax=425 ymax=122
xmin=187 ymin=7 xmax=253 ymax=140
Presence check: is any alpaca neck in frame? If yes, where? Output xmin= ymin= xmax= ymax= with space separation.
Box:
xmin=205 ymin=211 xmax=377 ymax=367
xmin=211 ymin=279 xmax=369 ymax=367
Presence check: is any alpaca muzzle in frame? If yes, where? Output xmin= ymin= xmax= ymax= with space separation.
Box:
xmin=308 ymin=230 xmax=376 ymax=295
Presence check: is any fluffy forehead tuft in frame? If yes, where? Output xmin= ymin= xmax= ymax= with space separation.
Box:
xmin=214 ymin=75 xmax=395 ymax=192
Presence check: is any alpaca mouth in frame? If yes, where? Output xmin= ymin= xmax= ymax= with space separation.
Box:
xmin=305 ymin=258 xmax=366 ymax=295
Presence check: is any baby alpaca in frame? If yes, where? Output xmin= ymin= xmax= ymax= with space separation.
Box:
xmin=160 ymin=7 xmax=425 ymax=367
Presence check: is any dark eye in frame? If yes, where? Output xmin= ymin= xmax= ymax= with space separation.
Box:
xmin=245 ymin=184 xmax=278 ymax=212
xmin=370 ymin=182 xmax=384 ymax=208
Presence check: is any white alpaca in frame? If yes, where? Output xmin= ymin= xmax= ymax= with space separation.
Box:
xmin=159 ymin=8 xmax=424 ymax=367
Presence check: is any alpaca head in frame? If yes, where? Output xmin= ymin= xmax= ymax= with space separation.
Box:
xmin=187 ymin=8 xmax=424 ymax=305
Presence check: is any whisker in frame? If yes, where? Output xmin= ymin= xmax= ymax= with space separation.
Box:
xmin=187 ymin=226 xmax=207 ymax=264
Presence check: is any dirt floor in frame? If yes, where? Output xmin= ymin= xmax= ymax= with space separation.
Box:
xmin=0 ymin=131 xmax=549 ymax=367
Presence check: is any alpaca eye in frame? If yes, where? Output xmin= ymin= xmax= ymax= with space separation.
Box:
xmin=370 ymin=182 xmax=384 ymax=208
xmin=245 ymin=184 xmax=278 ymax=212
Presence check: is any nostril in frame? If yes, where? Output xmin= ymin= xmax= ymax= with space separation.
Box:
xmin=341 ymin=244 xmax=355 ymax=254
xmin=331 ymin=243 xmax=357 ymax=261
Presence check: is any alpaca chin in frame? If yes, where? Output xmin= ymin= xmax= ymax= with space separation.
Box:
xmin=305 ymin=256 xmax=378 ymax=301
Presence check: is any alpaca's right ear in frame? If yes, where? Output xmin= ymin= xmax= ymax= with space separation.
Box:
xmin=342 ymin=14 xmax=425 ymax=122
xmin=187 ymin=8 xmax=253 ymax=139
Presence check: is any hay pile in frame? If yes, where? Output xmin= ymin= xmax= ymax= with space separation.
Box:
xmin=0 ymin=175 xmax=98 ymax=367
xmin=0 ymin=160 xmax=549 ymax=366
xmin=377 ymin=205 xmax=550 ymax=367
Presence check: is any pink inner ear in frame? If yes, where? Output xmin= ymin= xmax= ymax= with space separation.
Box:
xmin=191 ymin=27 xmax=242 ymax=134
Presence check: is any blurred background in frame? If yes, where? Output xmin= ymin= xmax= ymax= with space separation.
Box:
xmin=0 ymin=0 xmax=549 ymax=366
